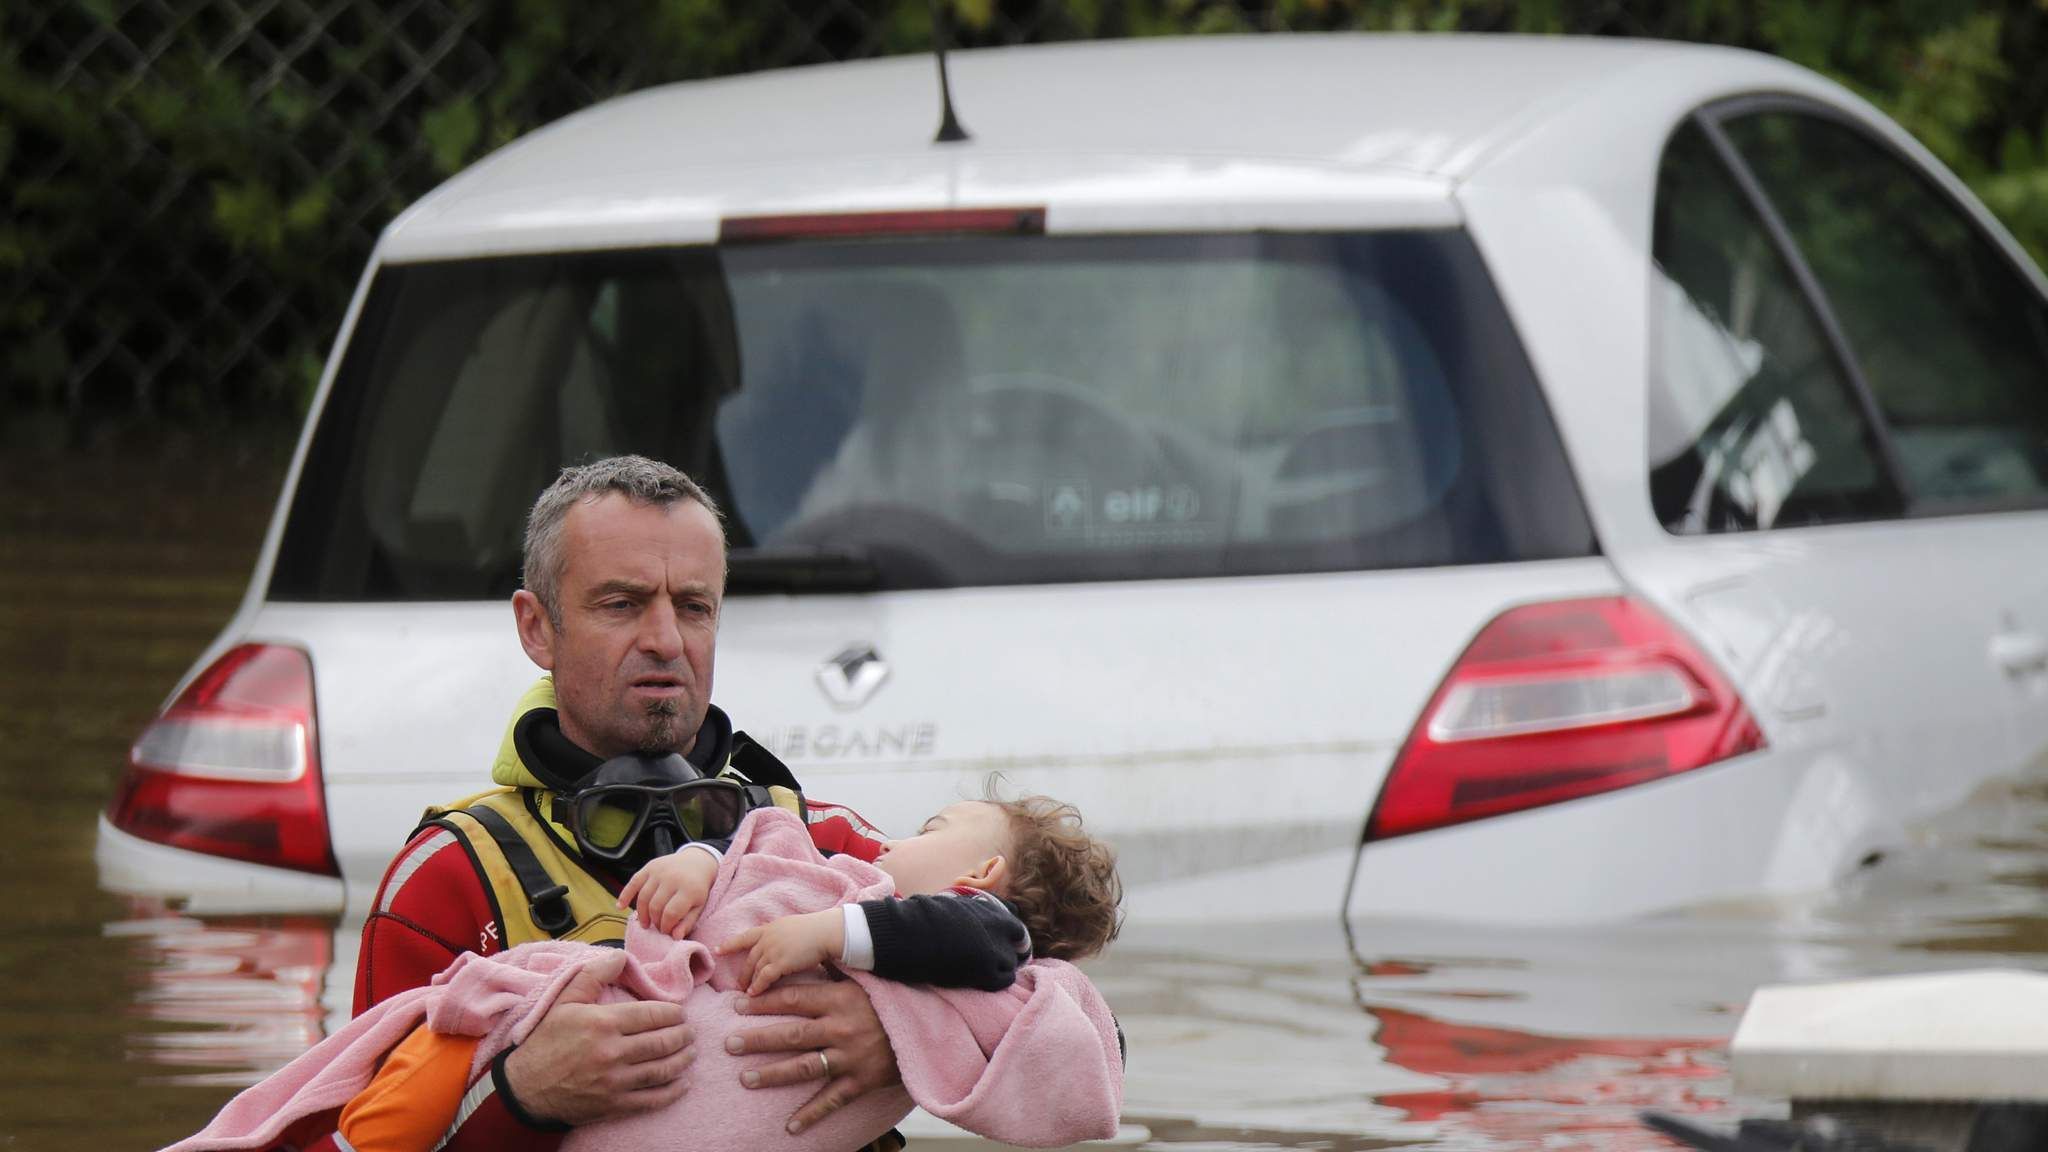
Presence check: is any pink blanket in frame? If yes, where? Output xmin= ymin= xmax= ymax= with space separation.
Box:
xmin=167 ymin=808 xmax=1123 ymax=1151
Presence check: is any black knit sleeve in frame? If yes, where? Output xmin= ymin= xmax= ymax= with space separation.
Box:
xmin=859 ymin=890 xmax=1031 ymax=991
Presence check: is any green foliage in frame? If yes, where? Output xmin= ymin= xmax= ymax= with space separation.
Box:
xmin=1977 ymin=165 xmax=2048 ymax=258
xmin=211 ymin=180 xmax=285 ymax=254
xmin=4 ymin=0 xmax=2047 ymax=430
xmin=1881 ymin=12 xmax=2005 ymax=169
xmin=421 ymin=99 xmax=482 ymax=177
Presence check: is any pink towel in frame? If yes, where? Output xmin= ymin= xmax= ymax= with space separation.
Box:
xmin=164 ymin=942 xmax=633 ymax=1152
xmin=167 ymin=807 xmax=1123 ymax=1152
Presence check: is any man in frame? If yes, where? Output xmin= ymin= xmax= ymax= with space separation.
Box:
xmin=351 ymin=456 xmax=904 ymax=1150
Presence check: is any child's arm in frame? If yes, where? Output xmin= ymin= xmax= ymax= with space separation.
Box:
xmin=719 ymin=889 xmax=1030 ymax=994
xmin=852 ymin=889 xmax=1031 ymax=991
xmin=616 ymin=844 xmax=722 ymax=937
xmin=717 ymin=908 xmax=845 ymax=995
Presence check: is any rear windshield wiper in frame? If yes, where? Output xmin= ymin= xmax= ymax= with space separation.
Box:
xmin=726 ymin=547 xmax=884 ymax=594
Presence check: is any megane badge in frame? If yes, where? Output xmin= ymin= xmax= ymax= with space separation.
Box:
xmin=816 ymin=645 xmax=889 ymax=711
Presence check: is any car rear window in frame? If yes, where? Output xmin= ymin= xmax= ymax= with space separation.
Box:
xmin=271 ymin=231 xmax=1593 ymax=599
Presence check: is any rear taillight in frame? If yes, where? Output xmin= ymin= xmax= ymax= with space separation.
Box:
xmin=1366 ymin=596 xmax=1764 ymax=841
xmin=107 ymin=644 xmax=337 ymax=876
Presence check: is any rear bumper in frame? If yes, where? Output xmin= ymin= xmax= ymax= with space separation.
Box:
xmin=1348 ymin=744 xmax=1892 ymax=924
xmin=95 ymin=815 xmax=347 ymax=915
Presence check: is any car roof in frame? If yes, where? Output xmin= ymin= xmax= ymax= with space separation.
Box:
xmin=380 ymin=34 xmax=1816 ymax=261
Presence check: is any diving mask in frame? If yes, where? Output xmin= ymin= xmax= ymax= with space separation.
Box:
xmin=555 ymin=752 xmax=750 ymax=865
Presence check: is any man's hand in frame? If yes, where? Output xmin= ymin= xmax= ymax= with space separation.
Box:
xmin=501 ymin=967 xmax=696 ymax=1126
xmin=726 ymin=980 xmax=901 ymax=1135
xmin=618 ymin=846 xmax=720 ymax=938
xmin=717 ymin=908 xmax=845 ymax=995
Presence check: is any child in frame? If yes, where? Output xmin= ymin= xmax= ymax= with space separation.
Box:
xmin=630 ymin=792 xmax=1122 ymax=992
xmin=169 ymin=790 xmax=1124 ymax=1152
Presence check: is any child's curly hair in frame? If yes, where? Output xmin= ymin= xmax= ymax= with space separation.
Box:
xmin=986 ymin=788 xmax=1123 ymax=962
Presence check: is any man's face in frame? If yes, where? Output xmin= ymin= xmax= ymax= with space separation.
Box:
xmin=876 ymin=801 xmax=1014 ymax=897
xmin=513 ymin=494 xmax=725 ymax=758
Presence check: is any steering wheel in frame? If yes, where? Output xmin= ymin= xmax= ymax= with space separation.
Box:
xmin=936 ymin=373 xmax=1174 ymax=532
xmin=775 ymin=373 xmax=1184 ymax=566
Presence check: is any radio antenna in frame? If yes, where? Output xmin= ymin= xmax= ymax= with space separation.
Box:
xmin=929 ymin=0 xmax=971 ymax=144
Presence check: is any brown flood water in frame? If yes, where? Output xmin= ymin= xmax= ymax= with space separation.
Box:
xmin=4 ymin=429 xmax=2047 ymax=1151
xmin=0 ymin=428 xmax=301 ymax=1148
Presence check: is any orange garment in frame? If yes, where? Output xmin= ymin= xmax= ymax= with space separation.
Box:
xmin=337 ymin=1026 xmax=481 ymax=1152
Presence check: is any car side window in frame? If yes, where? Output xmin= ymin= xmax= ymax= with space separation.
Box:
xmin=1648 ymin=121 xmax=1898 ymax=533
xmin=1723 ymin=110 xmax=2048 ymax=505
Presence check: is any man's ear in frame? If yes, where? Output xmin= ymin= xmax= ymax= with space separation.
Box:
xmin=511 ymin=590 xmax=558 ymax=670
xmin=958 ymin=854 xmax=1009 ymax=893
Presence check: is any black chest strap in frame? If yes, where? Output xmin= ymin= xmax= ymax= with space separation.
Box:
xmin=465 ymin=803 xmax=577 ymax=939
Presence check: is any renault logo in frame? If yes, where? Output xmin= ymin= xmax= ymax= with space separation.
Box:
xmin=816 ymin=645 xmax=889 ymax=711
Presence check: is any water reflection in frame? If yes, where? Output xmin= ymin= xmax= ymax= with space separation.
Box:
xmin=1366 ymin=1006 xmax=1724 ymax=1151
xmin=1092 ymin=910 xmax=1752 ymax=1151
xmin=109 ymin=900 xmax=334 ymax=1089
xmin=96 ymin=774 xmax=2048 ymax=1152
xmin=57 ymin=756 xmax=2048 ymax=1152
xmin=1100 ymin=941 xmax=1432 ymax=1140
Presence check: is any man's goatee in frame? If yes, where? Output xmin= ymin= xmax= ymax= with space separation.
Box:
xmin=637 ymin=698 xmax=684 ymax=754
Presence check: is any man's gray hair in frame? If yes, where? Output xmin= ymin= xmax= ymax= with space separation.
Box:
xmin=523 ymin=456 xmax=723 ymax=626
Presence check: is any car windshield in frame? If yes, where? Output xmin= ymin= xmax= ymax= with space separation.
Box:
xmin=272 ymin=232 xmax=1592 ymax=598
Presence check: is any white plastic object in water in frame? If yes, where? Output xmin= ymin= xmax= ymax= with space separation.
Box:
xmin=1732 ymin=969 xmax=2048 ymax=1102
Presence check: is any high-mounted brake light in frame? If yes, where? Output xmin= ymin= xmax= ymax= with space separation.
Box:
xmin=106 ymin=644 xmax=338 ymax=876
xmin=720 ymin=206 xmax=1045 ymax=244
xmin=1366 ymin=597 xmax=1764 ymax=842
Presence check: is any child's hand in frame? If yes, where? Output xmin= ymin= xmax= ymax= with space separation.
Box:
xmin=717 ymin=909 xmax=845 ymax=996
xmin=617 ymin=848 xmax=720 ymax=938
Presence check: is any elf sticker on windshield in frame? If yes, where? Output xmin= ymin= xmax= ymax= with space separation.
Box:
xmin=1105 ymin=486 xmax=1202 ymax=523
xmin=1045 ymin=482 xmax=1090 ymax=533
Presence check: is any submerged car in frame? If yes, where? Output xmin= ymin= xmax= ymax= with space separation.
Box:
xmin=99 ymin=34 xmax=2048 ymax=927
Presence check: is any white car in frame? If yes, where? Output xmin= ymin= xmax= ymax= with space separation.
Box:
xmin=98 ymin=33 xmax=2048 ymax=928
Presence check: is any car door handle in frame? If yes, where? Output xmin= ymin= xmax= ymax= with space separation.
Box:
xmin=1991 ymin=631 xmax=2048 ymax=677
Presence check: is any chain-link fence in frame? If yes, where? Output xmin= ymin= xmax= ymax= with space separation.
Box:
xmin=4 ymin=1 xmax=2042 ymax=428
xmin=1 ymin=0 xmax=1192 ymax=426
xmin=4 ymin=2 xmax=823 ymax=422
